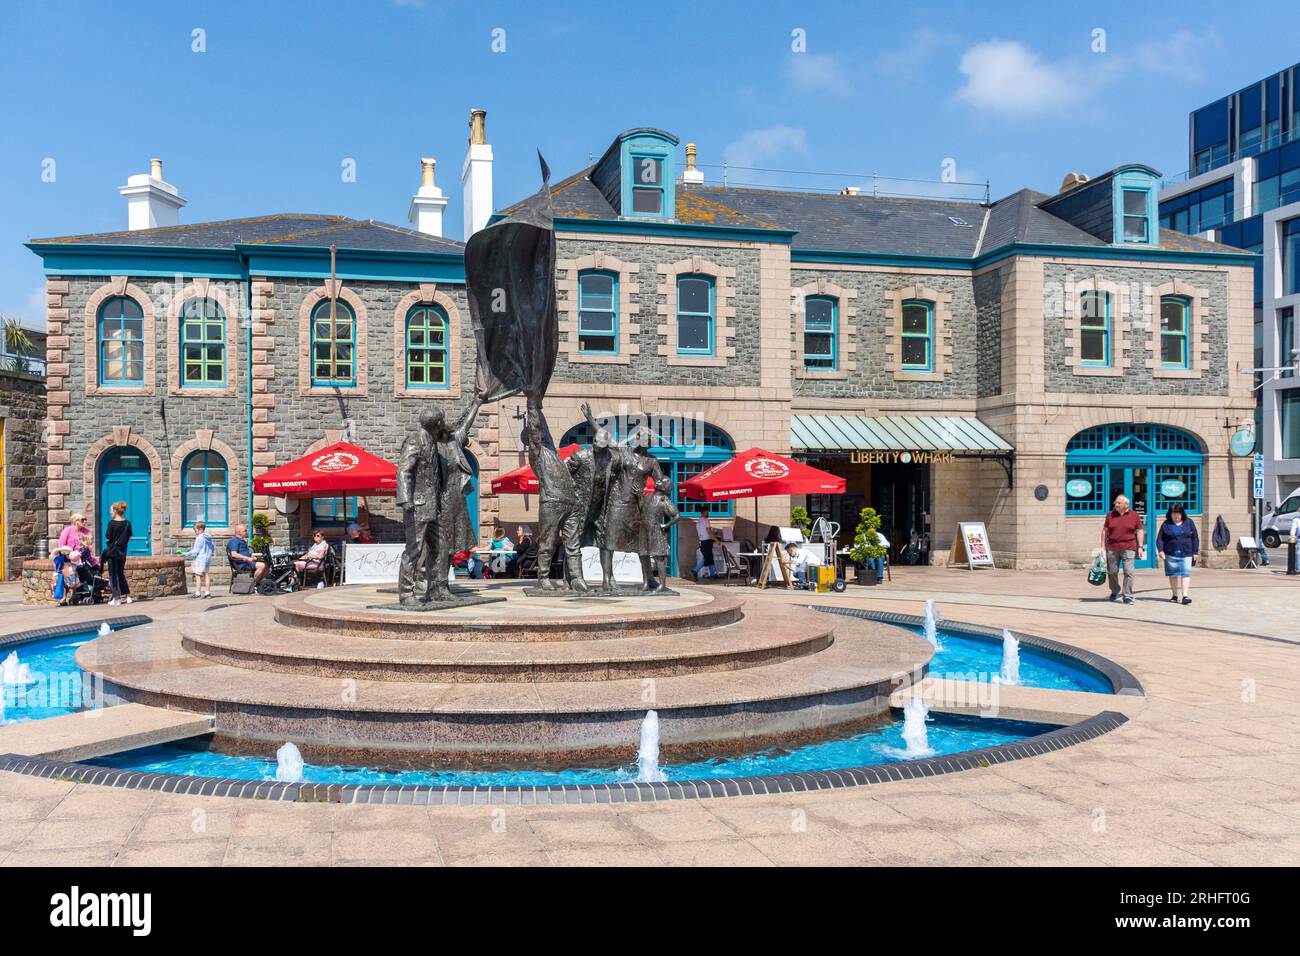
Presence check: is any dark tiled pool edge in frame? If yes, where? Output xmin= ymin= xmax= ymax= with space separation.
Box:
xmin=812 ymin=606 xmax=1145 ymax=696
xmin=0 ymin=615 xmax=151 ymax=652
xmin=0 ymin=711 xmax=1128 ymax=805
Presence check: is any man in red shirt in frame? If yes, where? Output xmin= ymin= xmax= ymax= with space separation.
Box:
xmin=1101 ymin=495 xmax=1145 ymax=604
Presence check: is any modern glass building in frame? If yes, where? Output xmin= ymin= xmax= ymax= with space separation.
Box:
xmin=1159 ymin=62 xmax=1300 ymax=511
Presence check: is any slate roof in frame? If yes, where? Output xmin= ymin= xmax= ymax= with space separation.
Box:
xmin=521 ymin=166 xmax=1252 ymax=258
xmin=30 ymin=214 xmax=465 ymax=254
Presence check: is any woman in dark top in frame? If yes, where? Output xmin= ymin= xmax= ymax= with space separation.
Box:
xmin=1156 ymin=505 xmax=1199 ymax=605
xmin=102 ymin=499 xmax=134 ymax=605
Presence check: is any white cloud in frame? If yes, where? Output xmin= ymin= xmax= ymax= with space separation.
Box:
xmin=1133 ymin=29 xmax=1221 ymax=81
xmin=722 ymin=125 xmax=808 ymax=174
xmin=877 ymin=28 xmax=954 ymax=81
xmin=784 ymin=53 xmax=852 ymax=96
xmin=955 ymin=40 xmax=1089 ymax=115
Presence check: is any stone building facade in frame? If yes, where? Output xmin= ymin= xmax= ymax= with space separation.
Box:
xmin=1 ymin=369 xmax=48 ymax=577
xmin=27 ymin=137 xmax=1258 ymax=575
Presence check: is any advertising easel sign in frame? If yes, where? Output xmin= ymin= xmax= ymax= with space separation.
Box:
xmin=951 ymin=522 xmax=995 ymax=569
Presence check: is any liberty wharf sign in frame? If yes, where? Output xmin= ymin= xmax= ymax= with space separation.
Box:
xmin=848 ymin=450 xmax=956 ymax=465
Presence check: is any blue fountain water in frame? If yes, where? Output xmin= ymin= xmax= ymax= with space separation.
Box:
xmin=910 ymin=625 xmax=1112 ymax=694
xmin=0 ymin=630 xmax=105 ymax=724
xmin=86 ymin=711 xmax=1059 ymax=787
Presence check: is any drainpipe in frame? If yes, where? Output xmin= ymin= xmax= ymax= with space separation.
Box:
xmin=244 ymin=267 xmax=254 ymax=528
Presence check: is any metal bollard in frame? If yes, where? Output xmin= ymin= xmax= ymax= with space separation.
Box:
xmin=1288 ymin=537 xmax=1299 ymax=576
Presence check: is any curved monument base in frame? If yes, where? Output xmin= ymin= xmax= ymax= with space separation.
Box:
xmin=76 ymin=583 xmax=933 ymax=770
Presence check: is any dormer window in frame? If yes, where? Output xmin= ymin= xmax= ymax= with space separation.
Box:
xmin=1122 ymin=189 xmax=1151 ymax=243
xmin=591 ymin=129 xmax=679 ymax=219
xmin=1110 ymin=168 xmax=1160 ymax=246
xmin=630 ymin=154 xmax=664 ymax=215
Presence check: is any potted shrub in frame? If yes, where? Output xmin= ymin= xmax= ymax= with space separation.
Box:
xmin=251 ymin=513 xmax=272 ymax=554
xmin=790 ymin=506 xmax=812 ymax=539
xmin=848 ymin=507 xmax=887 ymax=585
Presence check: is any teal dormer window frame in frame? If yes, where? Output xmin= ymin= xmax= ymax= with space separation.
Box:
xmin=620 ymin=132 xmax=676 ymax=219
xmin=1113 ymin=169 xmax=1159 ymax=246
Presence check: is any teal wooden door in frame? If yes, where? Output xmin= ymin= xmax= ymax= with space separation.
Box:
xmin=98 ymin=448 xmax=152 ymax=555
xmin=465 ymin=451 xmax=479 ymax=539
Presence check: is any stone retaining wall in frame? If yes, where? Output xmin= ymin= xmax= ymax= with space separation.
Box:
xmin=22 ymin=555 xmax=187 ymax=604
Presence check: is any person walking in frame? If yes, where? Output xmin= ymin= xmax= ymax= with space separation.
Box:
xmin=1100 ymin=494 xmax=1145 ymax=605
xmin=180 ymin=520 xmax=215 ymax=599
xmin=1156 ymin=505 xmax=1199 ymax=605
xmin=102 ymin=500 xmax=133 ymax=605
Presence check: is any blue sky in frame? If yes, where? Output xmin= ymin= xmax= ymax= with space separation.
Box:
xmin=2 ymin=0 xmax=1296 ymax=327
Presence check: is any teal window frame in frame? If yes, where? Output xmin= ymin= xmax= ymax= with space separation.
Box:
xmin=803 ymin=295 xmax=837 ymax=370
xmin=1112 ymin=169 xmax=1160 ymax=245
xmin=1065 ymin=424 xmax=1203 ymax=515
xmin=1079 ymin=291 xmax=1111 ymax=367
xmin=97 ymin=295 xmax=145 ymax=386
xmin=179 ymin=297 xmax=226 ymax=388
xmin=900 ymin=299 xmax=933 ymax=371
xmin=618 ymin=132 xmax=676 ymax=219
xmin=312 ymin=496 xmax=358 ymax=526
xmin=1159 ymin=295 xmax=1191 ymax=369
xmin=181 ymin=450 xmax=229 ymax=528
xmin=310 ymin=298 xmax=356 ymax=387
xmin=404 ymin=304 xmax=448 ymax=390
xmin=676 ymin=274 xmax=715 ymax=356
xmin=577 ymin=270 xmax=619 ymax=354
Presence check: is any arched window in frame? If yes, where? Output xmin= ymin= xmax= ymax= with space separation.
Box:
xmin=98 ymin=295 xmax=145 ymax=385
xmin=1159 ymin=295 xmax=1190 ymax=369
xmin=900 ymin=299 xmax=933 ymax=371
xmin=311 ymin=298 xmax=356 ymax=386
xmin=1064 ymin=424 xmax=1203 ymax=528
xmin=676 ymin=275 xmax=714 ymax=355
xmin=803 ymin=296 xmax=837 ymax=370
xmin=577 ymin=271 xmax=618 ymax=354
xmin=180 ymin=297 xmax=226 ymax=387
xmin=405 ymin=304 xmax=448 ymax=388
xmin=181 ymin=450 xmax=229 ymax=528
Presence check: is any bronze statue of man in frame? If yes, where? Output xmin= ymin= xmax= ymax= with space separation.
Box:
xmin=595 ymin=421 xmax=670 ymax=591
xmin=524 ymin=392 xmax=587 ymax=591
xmin=395 ymin=395 xmax=484 ymax=606
xmin=568 ymin=403 xmax=617 ymax=589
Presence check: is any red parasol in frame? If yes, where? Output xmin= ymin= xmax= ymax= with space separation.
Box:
xmin=253 ymin=441 xmax=397 ymax=498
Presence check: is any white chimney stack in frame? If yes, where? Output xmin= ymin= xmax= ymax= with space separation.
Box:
xmin=462 ymin=108 xmax=494 ymax=239
xmin=408 ymin=157 xmax=448 ymax=237
xmin=683 ymin=143 xmax=704 ymax=185
xmin=118 ymin=158 xmax=186 ymax=231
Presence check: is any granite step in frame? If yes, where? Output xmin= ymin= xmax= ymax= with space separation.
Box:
xmin=179 ymin=600 xmax=833 ymax=682
xmin=74 ymin=610 xmax=935 ymax=761
xmin=269 ymin=581 xmax=744 ymax=642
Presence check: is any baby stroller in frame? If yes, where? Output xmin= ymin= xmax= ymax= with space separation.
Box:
xmin=66 ymin=560 xmax=109 ymax=605
xmin=257 ymin=545 xmax=299 ymax=596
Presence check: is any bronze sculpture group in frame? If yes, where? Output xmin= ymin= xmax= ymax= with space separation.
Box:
xmin=391 ymin=154 xmax=677 ymax=608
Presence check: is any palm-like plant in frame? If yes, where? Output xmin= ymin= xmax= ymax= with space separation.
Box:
xmin=2 ymin=316 xmax=34 ymax=372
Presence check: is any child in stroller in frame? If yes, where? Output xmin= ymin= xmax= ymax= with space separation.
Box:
xmin=66 ymin=534 xmax=109 ymax=605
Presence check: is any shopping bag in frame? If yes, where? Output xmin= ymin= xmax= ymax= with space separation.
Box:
xmin=1087 ymin=553 xmax=1107 ymax=587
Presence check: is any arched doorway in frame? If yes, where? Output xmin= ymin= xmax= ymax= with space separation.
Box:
xmin=1065 ymin=423 xmax=1203 ymax=568
xmin=97 ymin=446 xmax=153 ymax=555
xmin=560 ymin=416 xmax=734 ymax=574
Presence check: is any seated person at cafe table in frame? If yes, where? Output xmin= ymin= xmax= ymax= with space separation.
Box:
xmin=226 ymin=524 xmax=267 ymax=586
xmin=294 ymin=529 xmax=330 ymax=580
xmin=488 ymin=527 xmax=515 ymax=576
xmin=345 ymin=521 xmax=374 ymax=544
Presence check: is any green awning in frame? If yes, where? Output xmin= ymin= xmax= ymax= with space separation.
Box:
xmin=791 ymin=414 xmax=1013 ymax=454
